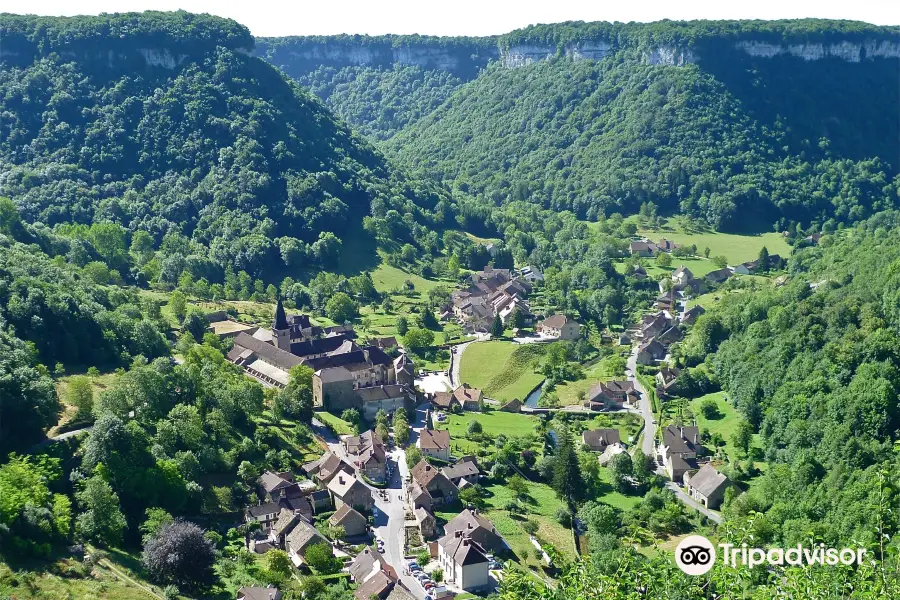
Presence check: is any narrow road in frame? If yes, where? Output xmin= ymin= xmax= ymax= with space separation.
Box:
xmin=372 ymin=407 xmax=428 ymax=600
xmin=448 ymin=333 xmax=489 ymax=388
xmin=626 ymin=346 xmax=655 ymax=457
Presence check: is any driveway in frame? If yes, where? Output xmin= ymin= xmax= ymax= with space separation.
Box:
xmin=666 ymin=482 xmax=723 ymax=524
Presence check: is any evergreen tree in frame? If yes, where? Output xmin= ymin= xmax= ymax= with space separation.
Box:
xmin=756 ymin=246 xmax=770 ymax=273
xmin=551 ymin=428 xmax=585 ymax=509
xmin=490 ymin=315 xmax=504 ymax=338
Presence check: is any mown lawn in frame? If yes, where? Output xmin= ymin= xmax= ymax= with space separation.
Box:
xmin=459 ymin=341 xmax=546 ymax=402
xmin=686 ymin=392 xmax=764 ymax=467
xmin=553 ymin=355 xmax=627 ymax=406
xmin=636 ymin=224 xmax=791 ymax=264
xmin=370 ymin=260 xmax=443 ymax=295
xmin=590 ymin=467 xmax=643 ymax=511
xmin=314 ymin=411 xmax=355 ymax=436
xmin=437 ymin=409 xmax=540 ymax=455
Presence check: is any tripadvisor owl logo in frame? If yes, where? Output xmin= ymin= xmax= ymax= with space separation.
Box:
xmin=674 ymin=535 xmax=868 ymax=575
xmin=675 ymin=535 xmax=716 ymax=576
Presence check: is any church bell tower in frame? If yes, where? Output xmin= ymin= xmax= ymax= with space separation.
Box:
xmin=273 ymin=298 xmax=291 ymax=351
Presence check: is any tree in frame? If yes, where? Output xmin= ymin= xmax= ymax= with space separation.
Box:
xmin=181 ymin=308 xmax=208 ymax=343
xmin=732 ymin=419 xmax=754 ymax=455
xmin=703 ymin=247 xmax=711 ymax=258
xmin=396 ymin=316 xmax=409 ymax=336
xmin=551 ymin=428 xmax=585 ymax=508
xmin=420 ymin=309 xmax=439 ymax=330
xmin=142 ymin=520 xmax=216 ymax=592
xmin=264 ymin=549 xmax=293 ymax=582
xmin=406 ymin=447 xmax=422 ymax=468
xmin=655 ymin=252 xmax=672 ymax=268
xmin=341 ymin=408 xmax=362 ymax=433
xmin=756 ymin=246 xmax=770 ymax=273
xmin=699 ymin=398 xmax=721 ymax=419
xmin=512 ymin=307 xmax=527 ymax=329
xmin=610 ymin=453 xmax=633 ymax=493
xmin=169 ymin=291 xmax=187 ymax=322
xmin=490 ymin=315 xmax=504 ymax=338
xmin=394 ymin=416 xmax=410 ymax=445
xmin=325 ymin=292 xmax=357 ymax=324
xmin=467 ymin=420 xmax=483 ymax=436
xmin=75 ymin=474 xmax=127 ymax=547
xmin=277 ymin=365 xmax=315 ymax=423
xmin=459 ymin=485 xmax=485 ymax=510
xmin=712 ymin=255 xmax=729 ymax=268
xmin=522 ymin=520 xmax=539 ymax=536
xmin=83 ymin=261 xmax=111 ymax=284
xmin=66 ymin=376 xmax=94 ymax=417
xmin=140 ymin=508 xmax=174 ymax=543
xmin=403 ymin=328 xmax=434 ymax=352
xmin=507 ymin=475 xmax=529 ymax=500
xmin=376 ymin=421 xmax=390 ymax=443
xmin=305 ymin=542 xmax=342 ymax=574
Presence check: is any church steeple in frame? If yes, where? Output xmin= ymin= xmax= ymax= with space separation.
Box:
xmin=273 ymin=297 xmax=289 ymax=330
xmin=273 ymin=297 xmax=291 ymax=351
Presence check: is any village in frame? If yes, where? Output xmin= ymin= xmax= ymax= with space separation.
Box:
xmin=225 ymin=237 xmax=776 ymax=600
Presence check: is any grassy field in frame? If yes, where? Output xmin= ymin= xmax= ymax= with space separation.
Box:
xmin=685 ymin=392 xmax=766 ymax=466
xmin=636 ymin=223 xmax=791 ymax=264
xmin=563 ymin=413 xmax=644 ymax=447
xmin=438 ymin=409 xmax=539 ymax=455
xmin=595 ymin=467 xmax=643 ymax=511
xmin=369 ymin=260 xmax=443 ymax=295
xmin=314 ymin=411 xmax=355 ymax=436
xmin=50 ymin=371 xmax=120 ymax=436
xmin=553 ymin=355 xmax=627 ymax=406
xmin=0 ymin=548 xmax=178 ymax=600
xmin=458 ymin=341 xmax=546 ymax=402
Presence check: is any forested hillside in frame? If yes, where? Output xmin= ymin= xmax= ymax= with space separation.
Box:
xmin=676 ymin=212 xmax=900 ymax=546
xmin=260 ymin=20 xmax=900 ymax=231
xmin=253 ymin=35 xmax=498 ymax=140
xmin=0 ymin=12 xmax=452 ymax=284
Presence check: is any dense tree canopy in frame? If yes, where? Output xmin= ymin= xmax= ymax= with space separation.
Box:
xmin=0 ymin=13 xmax=452 ymax=283
xmin=678 ymin=211 xmax=900 ymax=547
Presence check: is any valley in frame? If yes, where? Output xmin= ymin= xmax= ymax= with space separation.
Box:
xmin=0 ymin=9 xmax=899 ymax=600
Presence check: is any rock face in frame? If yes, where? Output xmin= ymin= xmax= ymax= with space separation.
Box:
xmin=641 ymin=45 xmax=697 ymax=66
xmin=255 ymin=39 xmax=498 ymax=78
xmin=735 ymin=39 xmax=900 ymax=62
xmin=499 ymin=41 xmax=615 ymax=67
